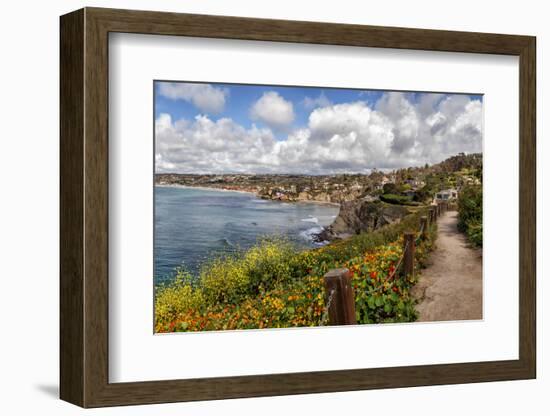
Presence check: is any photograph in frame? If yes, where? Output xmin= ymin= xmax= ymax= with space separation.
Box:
xmin=48 ymin=3 xmax=539 ymax=410
xmin=153 ymin=81 xmax=484 ymax=333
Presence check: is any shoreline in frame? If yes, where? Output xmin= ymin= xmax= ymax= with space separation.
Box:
xmin=155 ymin=183 xmax=257 ymax=196
xmin=155 ymin=184 xmax=341 ymax=207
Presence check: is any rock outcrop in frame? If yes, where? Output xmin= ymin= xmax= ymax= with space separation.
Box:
xmin=316 ymin=198 xmax=411 ymax=241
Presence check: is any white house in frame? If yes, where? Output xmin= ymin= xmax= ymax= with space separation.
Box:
xmin=435 ymin=188 xmax=458 ymax=201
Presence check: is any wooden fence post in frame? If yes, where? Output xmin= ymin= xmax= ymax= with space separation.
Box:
xmin=402 ymin=232 xmax=416 ymax=279
xmin=430 ymin=206 xmax=436 ymax=223
xmin=420 ymin=216 xmax=428 ymax=240
xmin=323 ymin=268 xmax=357 ymax=325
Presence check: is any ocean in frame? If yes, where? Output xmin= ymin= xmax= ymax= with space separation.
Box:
xmin=154 ymin=186 xmax=340 ymax=283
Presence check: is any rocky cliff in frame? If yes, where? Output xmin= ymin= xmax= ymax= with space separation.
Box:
xmin=316 ymin=198 xmax=411 ymax=241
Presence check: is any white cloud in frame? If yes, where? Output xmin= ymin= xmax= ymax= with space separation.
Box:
xmin=299 ymin=102 xmax=394 ymax=171
xmin=155 ymin=113 xmax=278 ymax=173
xmin=158 ymin=82 xmax=228 ymax=114
xmin=250 ymin=91 xmax=295 ymax=131
xmin=302 ymin=92 xmax=332 ymax=110
xmin=155 ymin=92 xmax=482 ymax=174
xmin=373 ymin=92 xmax=482 ymax=167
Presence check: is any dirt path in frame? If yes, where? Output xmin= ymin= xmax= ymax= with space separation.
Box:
xmin=411 ymin=210 xmax=482 ymax=322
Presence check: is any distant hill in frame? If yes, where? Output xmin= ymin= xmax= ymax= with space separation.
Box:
xmin=432 ymin=152 xmax=482 ymax=173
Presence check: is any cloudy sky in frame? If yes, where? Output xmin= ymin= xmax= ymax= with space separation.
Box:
xmin=154 ymin=81 xmax=483 ymax=174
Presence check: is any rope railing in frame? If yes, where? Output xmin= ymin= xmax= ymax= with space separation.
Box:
xmin=389 ymin=239 xmax=409 ymax=281
xmin=322 ymin=205 xmax=442 ymax=326
xmin=360 ymin=240 xmax=408 ymax=297
xmin=320 ymin=288 xmax=336 ymax=325
xmin=415 ymin=222 xmax=425 ymax=245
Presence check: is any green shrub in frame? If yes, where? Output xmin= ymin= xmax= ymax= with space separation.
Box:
xmin=380 ymin=193 xmax=420 ymax=206
xmin=199 ymin=255 xmax=251 ymax=304
xmin=412 ymin=187 xmax=431 ymax=203
xmin=243 ymin=237 xmax=301 ymax=291
xmin=382 ymin=183 xmax=398 ymax=194
xmin=200 ymin=237 xmax=300 ymax=303
xmin=457 ymin=185 xmax=482 ymax=247
xmin=466 ymin=219 xmax=483 ymax=247
xmin=155 ymin=269 xmax=205 ymax=326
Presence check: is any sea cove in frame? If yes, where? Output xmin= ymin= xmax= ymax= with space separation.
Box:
xmin=154 ymin=186 xmax=339 ymax=282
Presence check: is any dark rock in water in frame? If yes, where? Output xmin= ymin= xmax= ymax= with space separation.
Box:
xmin=315 ymin=198 xmax=410 ymax=241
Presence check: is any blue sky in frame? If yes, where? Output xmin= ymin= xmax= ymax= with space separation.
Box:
xmin=155 ymin=81 xmax=481 ymax=139
xmin=156 ymin=83 xmax=381 ymax=138
xmin=154 ymin=81 xmax=483 ymax=174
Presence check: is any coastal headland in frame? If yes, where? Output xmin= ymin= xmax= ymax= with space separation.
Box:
xmin=155 ymin=152 xmax=482 ymax=240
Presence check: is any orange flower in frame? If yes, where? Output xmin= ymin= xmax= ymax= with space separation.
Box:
xmin=370 ymin=271 xmax=378 ymax=279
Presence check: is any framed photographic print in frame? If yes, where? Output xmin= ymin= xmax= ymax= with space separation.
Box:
xmin=60 ymin=7 xmax=536 ymax=407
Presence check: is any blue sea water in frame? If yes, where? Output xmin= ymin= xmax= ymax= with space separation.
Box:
xmin=154 ymin=186 xmax=339 ymax=283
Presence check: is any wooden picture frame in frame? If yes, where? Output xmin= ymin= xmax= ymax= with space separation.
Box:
xmin=60 ymin=7 xmax=536 ymax=408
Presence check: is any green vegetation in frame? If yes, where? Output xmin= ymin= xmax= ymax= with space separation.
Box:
xmin=154 ymin=153 xmax=484 ymax=332
xmin=155 ymin=209 xmax=436 ymax=332
xmin=200 ymin=238 xmax=302 ymax=304
xmin=380 ymin=193 xmax=420 ymax=206
xmin=457 ymin=185 xmax=483 ymax=247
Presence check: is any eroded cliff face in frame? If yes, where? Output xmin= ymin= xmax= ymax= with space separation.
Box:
xmin=316 ymin=198 xmax=411 ymax=241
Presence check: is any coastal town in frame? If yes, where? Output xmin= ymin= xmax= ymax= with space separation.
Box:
xmin=155 ymin=152 xmax=482 ymax=206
